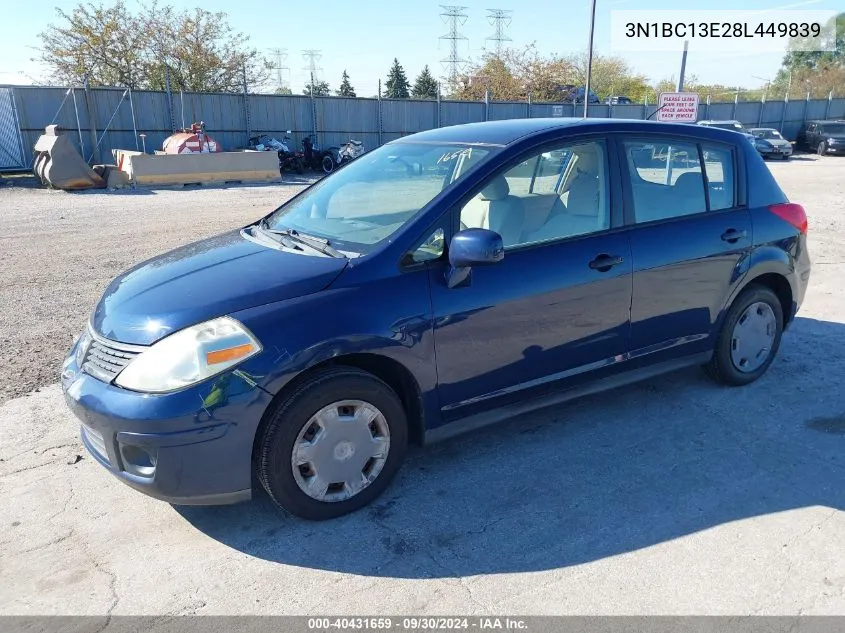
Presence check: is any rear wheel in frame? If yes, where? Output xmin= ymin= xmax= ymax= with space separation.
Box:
xmin=818 ymin=141 xmax=827 ymax=156
xmin=704 ymin=285 xmax=784 ymax=386
xmin=257 ymin=367 xmax=408 ymax=520
xmin=321 ymin=154 xmax=335 ymax=174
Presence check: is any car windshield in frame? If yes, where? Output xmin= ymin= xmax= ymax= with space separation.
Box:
xmin=754 ymin=129 xmax=783 ymax=140
xmin=822 ymin=123 xmax=845 ymax=135
xmin=264 ymin=143 xmax=494 ymax=254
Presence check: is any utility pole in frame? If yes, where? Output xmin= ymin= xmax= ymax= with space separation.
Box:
xmin=583 ymin=0 xmax=597 ymax=118
xmin=439 ymin=5 xmax=469 ymax=88
xmin=268 ymin=48 xmax=290 ymax=93
xmin=677 ymin=40 xmax=689 ymax=92
xmin=486 ymin=9 xmax=513 ymax=57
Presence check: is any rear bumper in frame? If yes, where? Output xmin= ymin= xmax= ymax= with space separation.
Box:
xmin=61 ymin=340 xmax=273 ymax=505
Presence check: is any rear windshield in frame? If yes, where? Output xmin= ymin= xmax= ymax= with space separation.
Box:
xmin=710 ymin=122 xmax=746 ymax=132
xmin=821 ymin=123 xmax=845 ymax=135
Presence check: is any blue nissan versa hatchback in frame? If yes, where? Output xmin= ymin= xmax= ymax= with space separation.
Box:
xmin=62 ymin=119 xmax=810 ymax=520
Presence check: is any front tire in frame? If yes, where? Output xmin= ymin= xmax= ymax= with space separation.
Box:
xmin=704 ymin=285 xmax=784 ymax=386
xmin=257 ymin=367 xmax=408 ymax=520
xmin=818 ymin=141 xmax=827 ymax=156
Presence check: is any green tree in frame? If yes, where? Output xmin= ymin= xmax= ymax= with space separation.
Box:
xmin=36 ymin=0 xmax=270 ymax=92
xmin=411 ymin=65 xmax=439 ymax=99
xmin=303 ymin=80 xmax=330 ymax=96
xmin=770 ymin=12 xmax=845 ymax=99
xmin=274 ymin=86 xmax=292 ymax=95
xmin=384 ymin=58 xmax=410 ymax=99
xmin=336 ymin=70 xmax=356 ymax=97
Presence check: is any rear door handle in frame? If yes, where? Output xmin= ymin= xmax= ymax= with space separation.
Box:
xmin=589 ymin=254 xmax=624 ymax=272
xmin=721 ymin=229 xmax=747 ymax=243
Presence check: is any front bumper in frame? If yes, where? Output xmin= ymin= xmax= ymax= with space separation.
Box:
xmin=758 ymin=146 xmax=792 ymax=158
xmin=61 ymin=340 xmax=273 ymax=505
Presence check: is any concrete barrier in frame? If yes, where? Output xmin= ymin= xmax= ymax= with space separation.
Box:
xmin=112 ymin=150 xmax=280 ymax=186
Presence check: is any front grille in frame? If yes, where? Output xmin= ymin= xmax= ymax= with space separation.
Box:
xmin=81 ymin=424 xmax=109 ymax=463
xmin=81 ymin=329 xmax=145 ymax=384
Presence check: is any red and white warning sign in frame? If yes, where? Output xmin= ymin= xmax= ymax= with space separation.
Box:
xmin=657 ymin=92 xmax=699 ymax=123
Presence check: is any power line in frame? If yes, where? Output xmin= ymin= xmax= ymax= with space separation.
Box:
xmin=302 ymin=49 xmax=323 ymax=88
xmin=268 ymin=48 xmax=289 ymax=92
xmin=439 ymin=5 xmax=469 ymax=86
xmin=486 ymin=9 xmax=512 ymax=57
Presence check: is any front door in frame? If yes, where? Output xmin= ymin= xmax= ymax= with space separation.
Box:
xmin=428 ymin=138 xmax=633 ymax=419
xmin=619 ymin=136 xmax=751 ymax=358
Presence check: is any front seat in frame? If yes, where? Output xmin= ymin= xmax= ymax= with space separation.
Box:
xmin=482 ymin=177 xmax=525 ymax=247
xmin=564 ymin=147 xmax=605 ymax=233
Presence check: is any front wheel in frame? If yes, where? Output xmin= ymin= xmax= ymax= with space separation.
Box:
xmin=704 ymin=285 xmax=784 ymax=386
xmin=256 ymin=367 xmax=408 ymax=520
xmin=818 ymin=141 xmax=827 ymax=156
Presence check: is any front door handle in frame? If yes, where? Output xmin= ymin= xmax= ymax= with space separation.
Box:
xmin=589 ymin=254 xmax=624 ymax=272
xmin=721 ymin=229 xmax=747 ymax=243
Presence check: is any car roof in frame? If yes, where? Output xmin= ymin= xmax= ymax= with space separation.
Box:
xmin=698 ymin=120 xmax=742 ymax=124
xmin=750 ymin=127 xmax=779 ymax=131
xmin=390 ymin=118 xmax=747 ymax=147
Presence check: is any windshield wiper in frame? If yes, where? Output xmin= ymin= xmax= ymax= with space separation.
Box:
xmin=256 ymin=219 xmax=303 ymax=251
xmin=261 ymin=222 xmax=345 ymax=258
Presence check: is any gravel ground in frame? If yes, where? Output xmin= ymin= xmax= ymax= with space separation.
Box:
xmin=0 ymin=177 xmax=313 ymax=403
xmin=1 ymin=156 xmax=845 ymax=616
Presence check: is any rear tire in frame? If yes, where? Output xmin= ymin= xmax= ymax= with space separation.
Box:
xmin=704 ymin=285 xmax=784 ymax=386
xmin=257 ymin=367 xmax=408 ymax=520
xmin=321 ymin=155 xmax=335 ymax=174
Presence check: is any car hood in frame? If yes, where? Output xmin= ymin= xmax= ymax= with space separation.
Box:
xmin=827 ymin=134 xmax=845 ymax=142
xmin=92 ymin=229 xmax=348 ymax=345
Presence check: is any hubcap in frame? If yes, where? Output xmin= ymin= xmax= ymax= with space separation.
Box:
xmin=730 ymin=302 xmax=776 ymax=373
xmin=291 ymin=400 xmax=390 ymax=503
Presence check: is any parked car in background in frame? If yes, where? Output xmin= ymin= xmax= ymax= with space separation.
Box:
xmin=749 ymin=128 xmax=793 ymax=160
xmin=62 ymin=118 xmax=810 ymax=520
xmin=797 ymin=120 xmax=845 ymax=155
xmin=555 ymin=84 xmax=601 ymax=104
xmin=697 ymin=120 xmax=756 ymax=144
xmin=605 ymin=96 xmax=633 ymax=105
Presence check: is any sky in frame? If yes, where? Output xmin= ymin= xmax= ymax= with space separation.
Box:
xmin=0 ymin=0 xmax=840 ymax=95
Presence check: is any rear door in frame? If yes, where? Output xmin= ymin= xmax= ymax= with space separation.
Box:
xmin=427 ymin=137 xmax=632 ymax=419
xmin=620 ymin=136 xmax=750 ymax=359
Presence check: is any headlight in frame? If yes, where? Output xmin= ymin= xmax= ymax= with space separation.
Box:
xmin=115 ymin=317 xmax=262 ymax=393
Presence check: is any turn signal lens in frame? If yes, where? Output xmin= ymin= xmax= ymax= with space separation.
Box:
xmin=206 ymin=343 xmax=255 ymax=365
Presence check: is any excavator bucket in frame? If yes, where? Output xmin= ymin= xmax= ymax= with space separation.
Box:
xmin=32 ymin=125 xmax=106 ymax=190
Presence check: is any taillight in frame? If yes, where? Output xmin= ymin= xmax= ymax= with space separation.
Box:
xmin=768 ymin=203 xmax=808 ymax=234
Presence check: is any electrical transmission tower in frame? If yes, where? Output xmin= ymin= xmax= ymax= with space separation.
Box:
xmin=439 ymin=5 xmax=469 ymax=86
xmin=268 ymin=48 xmax=289 ymax=92
xmin=302 ymin=49 xmax=323 ymax=91
xmin=486 ymin=9 xmax=512 ymax=56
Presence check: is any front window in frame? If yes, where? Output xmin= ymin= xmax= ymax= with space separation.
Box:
xmin=264 ymin=143 xmax=494 ymax=254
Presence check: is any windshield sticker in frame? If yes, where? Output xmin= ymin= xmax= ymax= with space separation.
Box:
xmin=437 ymin=148 xmax=473 ymax=164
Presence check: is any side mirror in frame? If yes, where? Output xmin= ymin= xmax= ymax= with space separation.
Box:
xmin=449 ymin=228 xmax=504 ymax=267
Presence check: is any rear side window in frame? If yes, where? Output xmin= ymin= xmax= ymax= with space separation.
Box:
xmin=623 ymin=139 xmax=737 ymax=222
xmin=701 ymin=145 xmax=735 ymax=211
xmin=623 ymin=140 xmax=706 ymax=222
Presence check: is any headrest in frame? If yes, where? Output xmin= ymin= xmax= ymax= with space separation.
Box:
xmin=480 ymin=177 xmax=510 ymax=201
xmin=674 ymin=171 xmax=704 ymax=191
xmin=574 ymin=148 xmax=600 ymax=175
